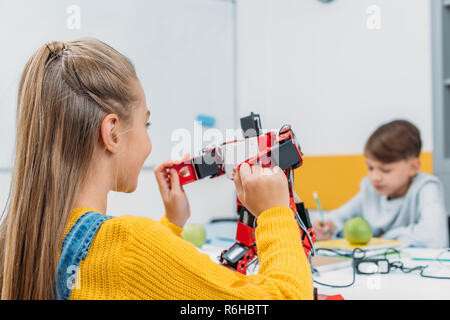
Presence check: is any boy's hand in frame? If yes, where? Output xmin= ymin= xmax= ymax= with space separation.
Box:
xmin=313 ymin=220 xmax=336 ymax=241
xmin=232 ymin=163 xmax=290 ymax=217
xmin=154 ymin=155 xmax=191 ymax=228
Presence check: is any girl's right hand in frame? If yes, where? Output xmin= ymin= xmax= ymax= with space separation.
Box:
xmin=313 ymin=220 xmax=336 ymax=241
xmin=154 ymin=155 xmax=191 ymax=228
xmin=232 ymin=163 xmax=290 ymax=217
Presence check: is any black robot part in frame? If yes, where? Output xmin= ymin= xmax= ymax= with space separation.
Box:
xmin=240 ymin=112 xmax=262 ymax=138
xmin=192 ymin=149 xmax=221 ymax=179
xmin=270 ymin=140 xmax=303 ymax=170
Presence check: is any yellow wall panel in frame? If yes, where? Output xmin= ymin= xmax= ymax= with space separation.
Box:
xmin=294 ymin=152 xmax=433 ymax=211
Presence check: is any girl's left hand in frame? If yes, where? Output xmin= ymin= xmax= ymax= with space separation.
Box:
xmin=154 ymin=155 xmax=191 ymax=228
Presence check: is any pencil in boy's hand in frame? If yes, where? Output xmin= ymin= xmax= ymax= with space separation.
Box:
xmin=313 ymin=191 xmax=329 ymax=235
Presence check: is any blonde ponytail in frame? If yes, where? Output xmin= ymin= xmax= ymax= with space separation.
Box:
xmin=0 ymin=38 xmax=137 ymax=299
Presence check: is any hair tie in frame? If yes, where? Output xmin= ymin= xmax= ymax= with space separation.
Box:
xmin=46 ymin=41 xmax=68 ymax=56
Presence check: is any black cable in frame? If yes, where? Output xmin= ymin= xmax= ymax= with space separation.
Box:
xmin=312 ymin=247 xmax=450 ymax=289
xmin=278 ymin=124 xmax=291 ymax=136
xmin=383 ymin=247 xmax=401 ymax=260
xmin=295 ymin=213 xmax=315 ymax=256
xmin=312 ymin=248 xmax=365 ymax=288
xmin=383 ymin=247 xmax=450 ymax=279
xmin=419 ymin=266 xmax=450 ymax=280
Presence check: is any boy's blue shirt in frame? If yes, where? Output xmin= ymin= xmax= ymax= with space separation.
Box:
xmin=328 ymin=172 xmax=449 ymax=248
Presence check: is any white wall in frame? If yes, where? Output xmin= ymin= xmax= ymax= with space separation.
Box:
xmin=236 ymin=0 xmax=433 ymax=156
xmin=0 ymin=0 xmax=237 ymax=225
xmin=0 ymin=0 xmax=435 ymax=226
xmin=0 ymin=0 xmax=235 ymax=169
xmin=107 ymin=170 xmax=237 ymax=224
xmin=0 ymin=170 xmax=237 ymax=225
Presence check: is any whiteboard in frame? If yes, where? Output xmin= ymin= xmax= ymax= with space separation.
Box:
xmin=0 ymin=0 xmax=235 ymax=169
xmin=236 ymin=0 xmax=433 ymax=156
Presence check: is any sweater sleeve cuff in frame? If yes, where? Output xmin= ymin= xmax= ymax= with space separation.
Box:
xmin=159 ymin=215 xmax=184 ymax=238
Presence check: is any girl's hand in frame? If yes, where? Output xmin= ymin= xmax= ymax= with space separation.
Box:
xmin=313 ymin=220 xmax=335 ymax=241
xmin=154 ymin=155 xmax=191 ymax=228
xmin=232 ymin=163 xmax=290 ymax=217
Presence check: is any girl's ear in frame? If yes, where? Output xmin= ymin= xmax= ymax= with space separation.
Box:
xmin=100 ymin=113 xmax=120 ymax=153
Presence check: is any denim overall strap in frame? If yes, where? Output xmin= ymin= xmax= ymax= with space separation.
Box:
xmin=54 ymin=211 xmax=113 ymax=300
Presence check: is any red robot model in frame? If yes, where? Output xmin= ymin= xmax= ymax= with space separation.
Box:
xmin=170 ymin=112 xmax=343 ymax=300
xmin=171 ymin=112 xmax=315 ymax=267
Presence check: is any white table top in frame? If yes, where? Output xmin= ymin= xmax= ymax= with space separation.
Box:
xmin=198 ymin=244 xmax=450 ymax=300
xmin=312 ymin=247 xmax=450 ymax=300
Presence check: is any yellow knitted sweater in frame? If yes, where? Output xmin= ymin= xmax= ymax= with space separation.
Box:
xmin=63 ymin=206 xmax=313 ymax=300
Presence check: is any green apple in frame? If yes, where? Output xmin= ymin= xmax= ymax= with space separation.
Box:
xmin=182 ymin=224 xmax=207 ymax=248
xmin=343 ymin=217 xmax=373 ymax=245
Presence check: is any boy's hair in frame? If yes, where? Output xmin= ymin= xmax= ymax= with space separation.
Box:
xmin=364 ymin=120 xmax=422 ymax=163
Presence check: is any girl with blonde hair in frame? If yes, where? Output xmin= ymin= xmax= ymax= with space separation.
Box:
xmin=0 ymin=38 xmax=312 ymax=300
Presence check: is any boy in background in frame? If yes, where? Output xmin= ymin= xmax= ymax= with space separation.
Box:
xmin=314 ymin=120 xmax=449 ymax=248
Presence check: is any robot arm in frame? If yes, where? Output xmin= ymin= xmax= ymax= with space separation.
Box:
xmin=169 ymin=113 xmax=316 ymax=274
